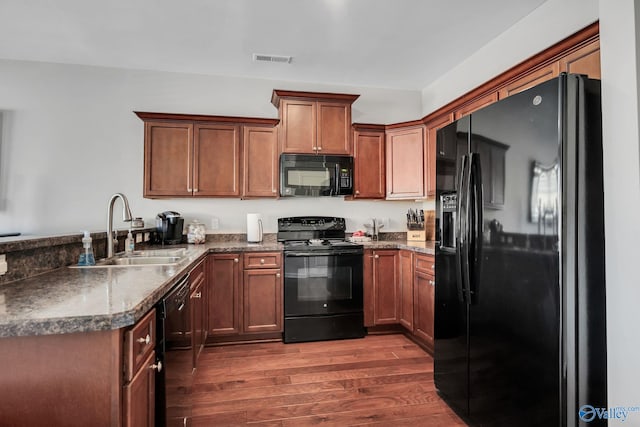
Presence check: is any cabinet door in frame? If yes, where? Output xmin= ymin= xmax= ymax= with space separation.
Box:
xmin=386 ymin=127 xmax=426 ymax=199
xmin=123 ymin=351 xmax=156 ymax=427
xmin=242 ymin=126 xmax=279 ymax=198
xmin=207 ymin=254 xmax=242 ymax=336
xmin=363 ymin=249 xmax=375 ymax=327
xmin=190 ymin=275 xmax=204 ymax=370
xmin=398 ymin=250 xmax=414 ymax=331
xmin=426 ymin=113 xmax=454 ymax=198
xmin=243 ymin=268 xmax=283 ymax=333
xmin=498 ymin=63 xmax=560 ymax=99
xmin=373 ymin=250 xmax=399 ymax=325
xmin=144 ymin=121 xmax=193 ymax=198
xmin=353 ymin=129 xmax=385 ymax=199
xmin=280 ymin=99 xmax=317 ymax=153
xmin=414 ymin=270 xmax=435 ymax=350
xmin=317 ymin=101 xmax=352 ymax=155
xmin=194 ymin=124 xmax=241 ymax=196
xmin=559 ymin=39 xmax=600 ymax=79
xmin=455 ymin=92 xmax=499 ymax=119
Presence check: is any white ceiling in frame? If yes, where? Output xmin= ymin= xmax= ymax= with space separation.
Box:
xmin=0 ymin=0 xmax=546 ymax=91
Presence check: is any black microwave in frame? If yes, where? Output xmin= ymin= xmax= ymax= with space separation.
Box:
xmin=280 ymin=154 xmax=353 ymax=197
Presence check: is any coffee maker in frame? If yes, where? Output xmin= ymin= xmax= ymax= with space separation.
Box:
xmin=156 ymin=211 xmax=184 ymax=244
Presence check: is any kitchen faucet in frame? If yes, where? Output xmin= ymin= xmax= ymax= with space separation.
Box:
xmin=106 ymin=193 xmax=133 ymax=258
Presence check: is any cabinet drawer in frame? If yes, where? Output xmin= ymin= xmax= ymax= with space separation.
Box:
xmin=414 ymin=254 xmax=434 ymax=275
xmin=243 ymin=252 xmax=281 ymax=269
xmin=124 ymin=308 xmax=156 ymax=382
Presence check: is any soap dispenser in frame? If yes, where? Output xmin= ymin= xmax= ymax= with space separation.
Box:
xmin=78 ymin=231 xmax=96 ymax=266
xmin=125 ymin=230 xmax=135 ymax=253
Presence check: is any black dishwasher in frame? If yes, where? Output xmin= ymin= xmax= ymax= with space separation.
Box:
xmin=156 ymin=274 xmax=192 ymax=427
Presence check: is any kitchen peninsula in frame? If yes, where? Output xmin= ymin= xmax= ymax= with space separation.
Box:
xmin=0 ymin=234 xmax=434 ymax=426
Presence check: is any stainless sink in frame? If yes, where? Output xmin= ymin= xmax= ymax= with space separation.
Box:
xmin=70 ymin=248 xmax=188 ymax=268
xmin=96 ymin=256 xmax=183 ymax=266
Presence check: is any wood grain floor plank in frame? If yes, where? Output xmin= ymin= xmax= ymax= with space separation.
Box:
xmin=190 ymin=334 xmax=467 ymax=426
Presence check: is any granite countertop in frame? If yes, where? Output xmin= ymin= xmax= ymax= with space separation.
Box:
xmin=0 ymin=239 xmax=431 ymax=338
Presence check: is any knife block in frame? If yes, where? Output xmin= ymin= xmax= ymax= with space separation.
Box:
xmin=406 ymin=210 xmax=435 ymax=241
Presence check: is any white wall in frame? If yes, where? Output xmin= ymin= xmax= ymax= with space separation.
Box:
xmin=600 ymin=0 xmax=640 ymax=414
xmin=0 ymin=61 xmax=422 ymax=235
xmin=421 ymin=0 xmax=599 ymax=116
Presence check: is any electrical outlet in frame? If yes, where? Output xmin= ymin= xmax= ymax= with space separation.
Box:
xmin=210 ymin=217 xmax=219 ymax=230
xmin=0 ymin=254 xmax=7 ymax=276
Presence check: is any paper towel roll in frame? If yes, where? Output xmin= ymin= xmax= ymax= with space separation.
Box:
xmin=247 ymin=213 xmax=263 ymax=243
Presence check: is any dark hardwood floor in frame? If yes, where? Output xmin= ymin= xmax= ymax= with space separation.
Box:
xmin=191 ymin=334 xmax=467 ymax=426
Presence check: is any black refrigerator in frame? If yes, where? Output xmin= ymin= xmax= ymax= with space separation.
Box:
xmin=434 ymin=74 xmax=607 ymax=427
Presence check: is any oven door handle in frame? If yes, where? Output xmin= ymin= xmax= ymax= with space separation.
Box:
xmin=284 ymin=250 xmax=362 ymax=257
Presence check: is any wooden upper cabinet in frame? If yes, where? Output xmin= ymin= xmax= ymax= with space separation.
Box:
xmin=143 ymin=121 xmax=193 ymax=198
xmin=498 ymin=62 xmax=560 ymax=99
xmin=559 ymin=39 xmax=600 ymax=79
xmin=386 ymin=125 xmax=426 ymax=200
xmin=136 ymin=112 xmax=279 ymax=199
xmin=194 ymin=123 xmax=240 ymax=197
xmin=279 ymin=99 xmax=317 ymax=153
xmin=455 ymin=91 xmax=499 ymax=119
xmin=242 ymin=126 xmax=279 ymax=198
xmin=425 ymin=113 xmax=454 ymax=198
xmin=316 ymin=101 xmax=352 ymax=154
xmin=498 ymin=37 xmax=599 ymax=100
xmin=353 ymin=125 xmax=385 ymax=199
xmin=272 ymin=90 xmax=359 ymax=155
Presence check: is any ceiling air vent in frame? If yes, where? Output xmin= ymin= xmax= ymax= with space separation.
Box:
xmin=253 ymin=54 xmax=293 ymax=64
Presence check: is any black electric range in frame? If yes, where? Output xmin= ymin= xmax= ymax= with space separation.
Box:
xmin=277 ymin=217 xmax=365 ymax=343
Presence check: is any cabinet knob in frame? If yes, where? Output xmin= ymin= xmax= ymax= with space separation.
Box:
xmin=272 ymin=189 xmax=277 ymax=193
xmin=149 ymin=360 xmax=163 ymax=372
xmin=137 ymin=334 xmax=151 ymax=345
xmin=374 ymin=254 xmax=379 ymax=259
xmin=355 ymin=190 xmax=360 ymax=195
xmin=193 ymin=292 xmax=202 ymax=299
xmin=260 ymin=258 xmax=265 ymax=264
xmin=187 ymin=187 xmax=193 ymax=192
xmin=429 ymin=280 xmax=435 ymax=286
xmin=316 ymin=146 xmax=322 ymax=151
xmin=194 ymin=188 xmax=199 ymax=193
xmin=276 ymin=273 xmax=281 ymax=278
xmin=432 ymin=264 xmax=435 ymax=269
xmin=234 ymin=258 xmax=239 ymax=263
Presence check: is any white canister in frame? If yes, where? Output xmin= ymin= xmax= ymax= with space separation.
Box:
xmin=246 ymin=213 xmax=263 ymax=243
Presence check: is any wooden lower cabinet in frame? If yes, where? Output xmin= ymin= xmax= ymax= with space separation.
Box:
xmin=123 ymin=350 xmax=156 ymax=427
xmin=0 ymin=309 xmax=158 ymax=426
xmin=207 ymin=252 xmax=283 ymax=339
xmin=243 ymin=268 xmax=283 ymax=333
xmin=398 ymin=250 xmax=414 ymax=331
xmin=190 ymin=259 xmax=206 ymax=369
xmin=413 ymin=254 xmax=435 ymax=351
xmin=207 ymin=253 xmax=242 ymax=336
xmin=364 ymin=249 xmax=399 ymax=326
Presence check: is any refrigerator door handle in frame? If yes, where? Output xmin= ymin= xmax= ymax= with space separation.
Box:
xmin=456 ymin=155 xmax=471 ymax=303
xmin=468 ymin=152 xmax=483 ymax=305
